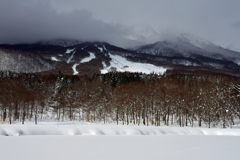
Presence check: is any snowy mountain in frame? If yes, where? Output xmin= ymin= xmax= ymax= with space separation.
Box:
xmin=136 ymin=33 xmax=240 ymax=59
xmin=1 ymin=35 xmax=240 ymax=76
xmin=179 ymin=34 xmax=240 ymax=62
xmin=0 ymin=42 xmax=167 ymax=76
xmin=136 ymin=34 xmax=240 ymax=73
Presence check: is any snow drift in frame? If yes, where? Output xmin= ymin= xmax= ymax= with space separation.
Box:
xmin=1 ymin=123 xmax=240 ymax=136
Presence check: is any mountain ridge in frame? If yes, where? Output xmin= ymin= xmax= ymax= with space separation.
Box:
xmin=1 ymin=36 xmax=240 ymax=76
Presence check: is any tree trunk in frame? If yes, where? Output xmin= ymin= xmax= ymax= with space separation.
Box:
xmin=3 ymin=107 xmax=6 ymax=122
xmin=116 ymin=110 xmax=118 ymax=125
xmin=208 ymin=117 xmax=211 ymax=128
xmin=127 ymin=108 xmax=129 ymax=125
xmin=191 ymin=112 xmax=194 ymax=127
xmin=35 ymin=114 xmax=37 ymax=125
xmin=179 ymin=115 xmax=181 ymax=127
xmin=199 ymin=117 xmax=202 ymax=127
xmin=9 ymin=108 xmax=12 ymax=124
xmin=122 ymin=111 xmax=124 ymax=125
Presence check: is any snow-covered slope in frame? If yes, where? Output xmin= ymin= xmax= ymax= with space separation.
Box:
xmin=135 ymin=34 xmax=240 ymax=72
xmin=179 ymin=33 xmax=240 ymax=61
xmin=101 ymin=53 xmax=166 ymax=74
xmin=72 ymin=64 xmax=79 ymax=75
xmin=137 ymin=33 xmax=240 ymax=61
xmin=65 ymin=48 xmax=75 ymax=54
xmin=136 ymin=36 xmax=209 ymax=57
xmin=80 ymin=51 xmax=96 ymax=63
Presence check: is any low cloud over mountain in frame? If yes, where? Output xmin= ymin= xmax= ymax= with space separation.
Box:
xmin=0 ymin=0 xmax=132 ymax=47
xmin=1 ymin=0 xmax=240 ymax=51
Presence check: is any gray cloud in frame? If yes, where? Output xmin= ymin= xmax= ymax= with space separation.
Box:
xmin=0 ymin=0 xmax=131 ymax=47
xmin=0 ymin=0 xmax=240 ymax=51
xmin=232 ymin=21 xmax=240 ymax=29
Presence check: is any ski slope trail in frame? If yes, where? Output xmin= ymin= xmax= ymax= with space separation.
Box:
xmin=71 ymin=51 xmax=96 ymax=75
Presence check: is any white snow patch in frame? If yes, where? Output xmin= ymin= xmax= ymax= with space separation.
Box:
xmin=72 ymin=64 xmax=79 ymax=75
xmin=58 ymin=54 xmax=62 ymax=57
xmin=101 ymin=53 xmax=167 ymax=74
xmin=102 ymin=62 xmax=107 ymax=68
xmin=51 ymin=57 xmax=59 ymax=61
xmin=67 ymin=51 xmax=75 ymax=63
xmin=80 ymin=52 xmax=96 ymax=63
xmin=95 ymin=45 xmax=103 ymax=52
xmin=65 ymin=48 xmax=75 ymax=54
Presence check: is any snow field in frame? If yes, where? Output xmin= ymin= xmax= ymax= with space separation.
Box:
xmin=101 ymin=53 xmax=167 ymax=74
xmin=1 ymin=123 xmax=240 ymax=160
xmin=0 ymin=135 xmax=240 ymax=160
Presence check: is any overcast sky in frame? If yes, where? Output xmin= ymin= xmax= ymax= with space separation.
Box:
xmin=0 ymin=0 xmax=239 ymax=51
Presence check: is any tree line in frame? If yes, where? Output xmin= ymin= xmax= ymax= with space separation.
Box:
xmin=0 ymin=70 xmax=240 ymax=128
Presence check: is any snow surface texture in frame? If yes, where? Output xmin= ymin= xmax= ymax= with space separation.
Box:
xmin=1 ymin=135 xmax=240 ymax=160
xmin=1 ymin=123 xmax=240 ymax=160
xmin=72 ymin=51 xmax=96 ymax=75
xmin=101 ymin=53 xmax=167 ymax=74
xmin=1 ymin=124 xmax=240 ymax=160
xmin=1 ymin=123 xmax=240 ymax=136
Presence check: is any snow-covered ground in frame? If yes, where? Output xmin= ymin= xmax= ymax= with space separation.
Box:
xmin=101 ymin=53 xmax=167 ymax=74
xmin=1 ymin=135 xmax=240 ymax=160
xmin=1 ymin=122 xmax=240 ymax=136
xmin=0 ymin=123 xmax=240 ymax=160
